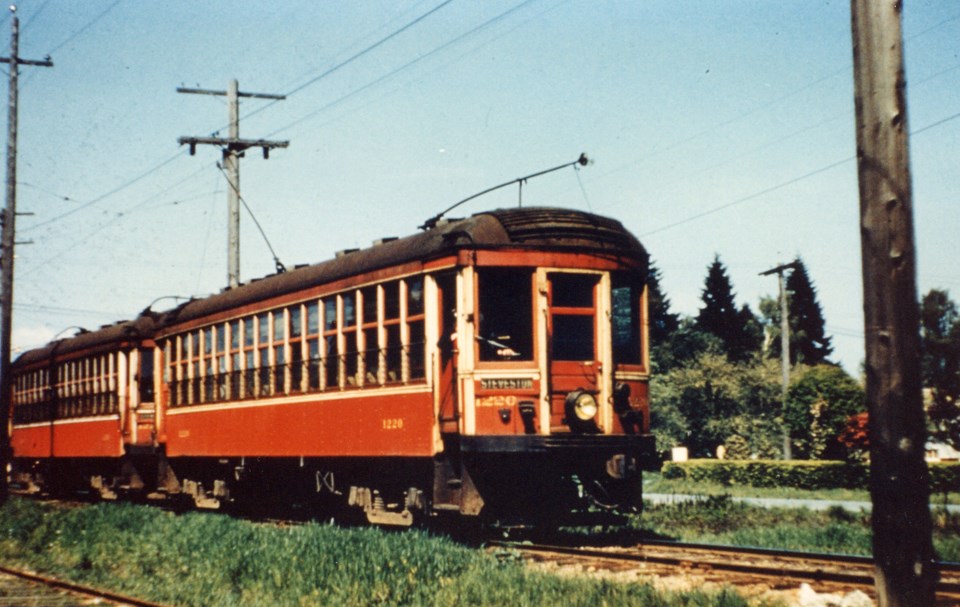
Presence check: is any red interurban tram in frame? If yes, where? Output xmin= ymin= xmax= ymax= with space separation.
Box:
xmin=10 ymin=207 xmax=657 ymax=525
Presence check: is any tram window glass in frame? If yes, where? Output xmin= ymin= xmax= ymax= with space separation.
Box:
xmin=273 ymin=310 xmax=286 ymax=342
xmin=290 ymin=306 xmax=302 ymax=339
xmin=140 ymin=348 xmax=155 ymax=403
xmin=306 ymin=302 xmax=320 ymax=390
xmin=404 ymin=277 xmax=426 ymax=382
xmin=361 ymin=286 xmax=378 ymax=325
xmin=612 ymin=274 xmax=642 ymax=365
xmin=477 ymin=268 xmax=533 ymax=362
xmin=231 ymin=320 xmax=240 ymax=351
xmin=549 ymin=273 xmax=597 ymax=362
xmin=384 ymin=281 xmax=400 ymax=319
xmin=553 ymin=315 xmax=594 ymax=361
xmin=408 ymin=321 xmax=425 ymax=380
xmin=258 ymin=313 xmax=269 ymax=345
xmin=323 ymin=298 xmax=338 ymax=389
xmin=407 ymin=276 xmax=424 ymax=316
xmin=386 ymin=324 xmax=401 ymax=382
xmin=244 ymin=317 xmax=255 ymax=348
xmin=552 ymin=274 xmax=596 ymax=308
xmin=343 ymin=293 xmax=359 ymax=386
xmin=384 ymin=281 xmax=401 ymax=383
xmin=289 ymin=306 xmax=304 ymax=392
xmin=306 ymin=302 xmax=319 ymax=334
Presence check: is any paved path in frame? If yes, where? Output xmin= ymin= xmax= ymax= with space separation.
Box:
xmin=644 ymin=492 xmax=960 ymax=513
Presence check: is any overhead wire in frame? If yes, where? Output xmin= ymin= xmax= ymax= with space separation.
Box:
xmin=639 ymin=108 xmax=960 ymax=239
xmin=238 ymin=0 xmax=457 ymax=126
xmin=265 ymin=0 xmax=541 ymax=139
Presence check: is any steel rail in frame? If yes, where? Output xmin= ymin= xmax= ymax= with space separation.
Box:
xmin=0 ymin=564 xmax=174 ymax=607
xmin=488 ymin=540 xmax=960 ymax=596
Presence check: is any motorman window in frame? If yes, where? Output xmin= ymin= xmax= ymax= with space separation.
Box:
xmin=549 ymin=273 xmax=598 ymax=362
xmin=612 ymin=272 xmax=643 ymax=365
xmin=477 ymin=268 xmax=533 ymax=362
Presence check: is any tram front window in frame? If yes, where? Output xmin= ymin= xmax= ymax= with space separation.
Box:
xmin=477 ymin=268 xmax=533 ymax=361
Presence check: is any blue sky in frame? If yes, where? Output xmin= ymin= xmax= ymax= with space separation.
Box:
xmin=6 ymin=1 xmax=959 ymax=374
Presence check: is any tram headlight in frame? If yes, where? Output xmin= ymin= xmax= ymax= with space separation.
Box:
xmin=564 ymin=389 xmax=599 ymax=433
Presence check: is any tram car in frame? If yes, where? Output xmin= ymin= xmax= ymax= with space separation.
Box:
xmin=10 ymin=207 xmax=657 ymax=525
xmin=9 ymin=315 xmax=159 ymax=497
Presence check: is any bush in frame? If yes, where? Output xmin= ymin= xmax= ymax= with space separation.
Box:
xmin=662 ymin=459 xmax=960 ymax=493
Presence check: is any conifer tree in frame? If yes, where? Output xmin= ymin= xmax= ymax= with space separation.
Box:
xmin=696 ymin=255 xmax=754 ymax=361
xmin=786 ymin=259 xmax=833 ymax=365
xmin=647 ymin=261 xmax=679 ymax=342
xmin=761 ymin=258 xmax=833 ymax=365
xmin=921 ymin=289 xmax=960 ymax=448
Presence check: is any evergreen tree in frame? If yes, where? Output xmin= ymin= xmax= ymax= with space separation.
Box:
xmin=920 ymin=289 xmax=960 ymax=448
xmin=695 ymin=255 xmax=754 ymax=361
xmin=761 ymin=258 xmax=833 ymax=365
xmin=647 ymin=260 xmax=680 ymax=344
xmin=647 ymin=260 xmax=681 ymax=371
xmin=786 ymin=259 xmax=833 ymax=364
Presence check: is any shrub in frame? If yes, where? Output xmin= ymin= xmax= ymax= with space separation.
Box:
xmin=661 ymin=459 xmax=960 ymax=493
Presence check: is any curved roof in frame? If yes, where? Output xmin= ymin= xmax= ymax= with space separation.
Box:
xmin=14 ymin=207 xmax=647 ymax=366
xmin=160 ymin=207 xmax=647 ymax=328
xmin=13 ymin=314 xmax=157 ymax=369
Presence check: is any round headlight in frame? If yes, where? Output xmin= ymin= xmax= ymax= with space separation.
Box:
xmin=572 ymin=392 xmax=598 ymax=421
xmin=565 ymin=390 xmax=599 ymax=433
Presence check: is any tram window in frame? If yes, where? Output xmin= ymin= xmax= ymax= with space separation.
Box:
xmin=244 ymin=317 xmax=255 ymax=348
xmin=407 ymin=277 xmax=424 ymax=316
xmin=477 ymin=268 xmax=533 ymax=362
xmin=140 ymin=349 xmax=155 ymax=403
xmin=306 ymin=302 xmax=319 ymax=334
xmin=258 ymin=313 xmax=269 ymax=345
xmin=343 ymin=293 xmax=356 ymax=328
xmin=273 ymin=310 xmax=286 ymax=342
xmin=551 ymin=274 xmax=596 ymax=308
xmin=553 ymin=316 xmax=594 ymax=361
xmin=385 ymin=324 xmax=401 ymax=382
xmin=612 ymin=274 xmax=642 ymax=365
xmin=384 ymin=282 xmax=400 ymax=319
xmin=361 ymin=286 xmax=378 ymax=325
xmin=324 ymin=299 xmax=337 ymax=331
xmin=408 ymin=322 xmax=425 ymax=380
xmin=549 ymin=273 xmax=598 ymax=362
xmin=290 ymin=306 xmax=302 ymax=338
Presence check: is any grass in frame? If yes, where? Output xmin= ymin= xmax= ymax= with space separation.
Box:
xmin=0 ymin=498 xmax=771 ymax=607
xmin=644 ymin=471 xmax=960 ymax=505
xmin=630 ymin=493 xmax=960 ymax=562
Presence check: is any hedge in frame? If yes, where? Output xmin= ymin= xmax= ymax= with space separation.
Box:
xmin=661 ymin=459 xmax=960 ymax=493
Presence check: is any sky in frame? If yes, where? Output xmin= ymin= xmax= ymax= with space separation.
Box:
xmin=4 ymin=0 xmax=959 ymax=374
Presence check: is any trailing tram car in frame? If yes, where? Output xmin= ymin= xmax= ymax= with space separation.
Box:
xmin=9 ymin=207 xmax=657 ymax=525
xmin=10 ymin=315 xmax=160 ymax=498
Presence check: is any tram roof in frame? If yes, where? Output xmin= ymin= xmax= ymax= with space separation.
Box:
xmin=159 ymin=207 xmax=647 ymax=328
xmin=13 ymin=315 xmax=157 ymax=368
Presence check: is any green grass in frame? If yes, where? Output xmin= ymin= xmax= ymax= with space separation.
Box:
xmin=632 ymin=494 xmax=960 ymax=562
xmin=644 ymin=471 xmax=960 ymax=505
xmin=0 ymin=499 xmax=768 ymax=607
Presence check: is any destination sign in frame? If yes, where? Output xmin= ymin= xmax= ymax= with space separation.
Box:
xmin=480 ymin=378 xmax=534 ymax=391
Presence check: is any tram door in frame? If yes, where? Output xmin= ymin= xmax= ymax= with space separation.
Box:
xmin=436 ymin=273 xmax=459 ymax=433
xmin=132 ymin=348 xmax=157 ymax=446
xmin=547 ymin=273 xmax=601 ymax=430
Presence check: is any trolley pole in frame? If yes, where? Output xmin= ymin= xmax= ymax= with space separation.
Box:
xmin=0 ymin=7 xmax=52 ymax=504
xmin=178 ymin=80 xmax=288 ymax=289
xmin=760 ymin=261 xmax=799 ymax=461
xmin=851 ymin=1 xmax=936 ymax=604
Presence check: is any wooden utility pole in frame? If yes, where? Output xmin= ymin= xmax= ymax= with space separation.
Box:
xmin=0 ymin=7 xmax=51 ymax=505
xmin=760 ymin=260 xmax=800 ymax=460
xmin=850 ymin=1 xmax=937 ymax=604
xmin=178 ymin=80 xmax=288 ymax=289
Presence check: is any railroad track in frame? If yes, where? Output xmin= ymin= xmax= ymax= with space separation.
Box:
xmin=0 ymin=564 xmax=172 ymax=607
xmin=489 ymin=539 xmax=960 ymax=603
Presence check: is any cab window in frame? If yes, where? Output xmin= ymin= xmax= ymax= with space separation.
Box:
xmin=477 ymin=268 xmax=533 ymax=362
